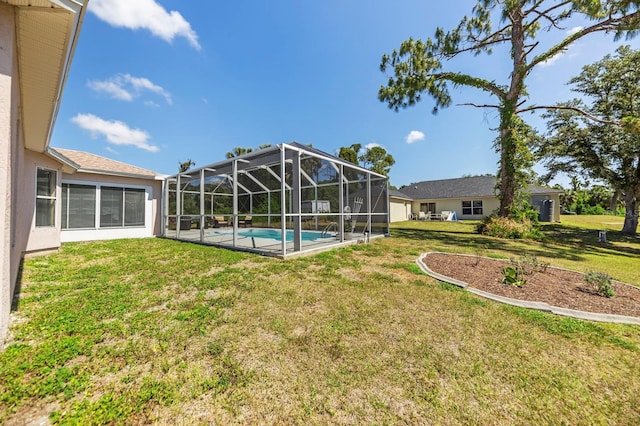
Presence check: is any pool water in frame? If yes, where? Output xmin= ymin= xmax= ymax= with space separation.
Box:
xmin=239 ymin=228 xmax=330 ymax=241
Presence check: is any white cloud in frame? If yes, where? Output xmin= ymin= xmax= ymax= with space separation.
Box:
xmin=88 ymin=0 xmax=201 ymax=50
xmin=71 ymin=113 xmax=159 ymax=153
xmin=88 ymin=74 xmax=172 ymax=105
xmin=87 ymin=79 xmax=133 ymax=101
xmin=365 ymin=142 xmax=380 ymax=150
xmin=126 ymin=75 xmax=172 ymax=104
xmin=406 ymin=130 xmax=425 ymax=144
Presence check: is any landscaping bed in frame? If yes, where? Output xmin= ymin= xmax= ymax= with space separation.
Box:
xmin=422 ymin=252 xmax=640 ymax=318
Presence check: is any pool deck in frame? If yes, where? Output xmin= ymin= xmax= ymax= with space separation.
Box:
xmin=164 ymin=227 xmax=383 ymax=258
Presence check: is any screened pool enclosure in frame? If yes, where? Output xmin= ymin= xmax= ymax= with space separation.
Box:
xmin=163 ymin=142 xmax=389 ymax=257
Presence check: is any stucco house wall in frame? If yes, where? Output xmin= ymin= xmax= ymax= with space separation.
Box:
xmin=1 ymin=0 xmax=88 ymax=348
xmin=0 ymin=2 xmax=18 ymax=347
xmin=21 ymin=149 xmax=64 ymax=254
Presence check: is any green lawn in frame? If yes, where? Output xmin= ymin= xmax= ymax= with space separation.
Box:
xmin=1 ymin=216 xmax=639 ymax=424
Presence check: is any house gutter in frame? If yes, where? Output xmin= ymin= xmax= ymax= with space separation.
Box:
xmin=46 ymin=146 xmax=80 ymax=173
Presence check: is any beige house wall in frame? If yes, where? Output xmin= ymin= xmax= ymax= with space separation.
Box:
xmin=1 ymin=0 xmax=88 ymax=348
xmin=0 ymin=2 xmax=16 ymax=347
xmin=60 ymin=172 xmax=163 ymax=241
xmin=411 ymin=196 xmax=500 ymax=220
xmin=409 ymin=194 xmax=561 ymax=221
xmin=389 ymin=198 xmax=412 ymax=222
xmin=21 ymin=150 xmax=64 ymax=254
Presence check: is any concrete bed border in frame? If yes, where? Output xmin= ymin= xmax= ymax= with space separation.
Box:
xmin=416 ymin=252 xmax=640 ymax=325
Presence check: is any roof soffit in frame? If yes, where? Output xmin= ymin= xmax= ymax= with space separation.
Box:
xmin=10 ymin=0 xmax=86 ymax=151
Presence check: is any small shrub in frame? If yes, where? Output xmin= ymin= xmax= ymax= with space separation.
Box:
xmin=510 ymin=202 xmax=540 ymax=224
xmin=501 ymin=266 xmax=526 ymax=287
xmin=500 ymin=254 xmax=550 ymax=287
xmin=584 ymin=272 xmax=615 ymax=298
xmin=472 ymin=244 xmax=488 ymax=266
xmin=520 ymin=254 xmax=549 ymax=274
xmin=476 ymin=216 xmax=544 ymax=240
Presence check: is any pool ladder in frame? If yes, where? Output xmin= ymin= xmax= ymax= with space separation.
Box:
xmin=321 ymin=222 xmax=338 ymax=238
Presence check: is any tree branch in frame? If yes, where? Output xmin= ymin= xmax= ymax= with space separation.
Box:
xmin=517 ymin=104 xmax=621 ymax=125
xmin=524 ymin=0 xmax=573 ymax=31
xmin=444 ymin=33 xmax=511 ymax=59
xmin=523 ymin=41 xmax=540 ymax=58
xmin=527 ymin=10 xmax=640 ymax=71
xmin=432 ymin=72 xmax=508 ymax=99
xmin=458 ymin=102 xmax=501 ymax=109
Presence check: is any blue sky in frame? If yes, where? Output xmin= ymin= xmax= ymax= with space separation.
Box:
xmin=51 ymin=0 xmax=640 ymax=187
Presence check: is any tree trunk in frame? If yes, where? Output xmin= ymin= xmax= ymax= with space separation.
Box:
xmin=498 ymin=106 xmax=518 ymax=218
xmin=621 ymin=189 xmax=638 ymax=236
xmin=610 ymin=190 xmax=619 ymax=212
xmin=499 ymin=149 xmax=516 ymax=217
xmin=499 ymin=8 xmax=525 ymax=219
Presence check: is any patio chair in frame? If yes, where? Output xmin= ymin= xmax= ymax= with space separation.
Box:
xmin=238 ymin=215 xmax=253 ymax=227
xmin=418 ymin=211 xmax=427 ymax=220
xmin=213 ymin=216 xmax=228 ymax=227
xmin=179 ymin=217 xmax=192 ymax=230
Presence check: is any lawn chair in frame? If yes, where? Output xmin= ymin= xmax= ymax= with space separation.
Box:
xmin=238 ymin=215 xmax=253 ymax=228
xmin=213 ymin=216 xmax=228 ymax=227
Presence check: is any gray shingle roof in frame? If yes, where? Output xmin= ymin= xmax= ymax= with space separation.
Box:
xmin=393 ymin=176 xmax=562 ymax=200
xmin=388 ymin=189 xmax=412 ymax=199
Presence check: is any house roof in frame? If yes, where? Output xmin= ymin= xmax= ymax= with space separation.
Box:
xmin=388 ymin=189 xmax=412 ymax=200
xmin=6 ymin=0 xmax=88 ymax=152
xmin=393 ymin=176 xmax=562 ymax=200
xmin=49 ymin=148 xmax=162 ymax=180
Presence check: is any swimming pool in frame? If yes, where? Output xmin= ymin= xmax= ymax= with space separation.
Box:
xmin=207 ymin=228 xmax=335 ymax=241
xmin=238 ymin=228 xmax=332 ymax=241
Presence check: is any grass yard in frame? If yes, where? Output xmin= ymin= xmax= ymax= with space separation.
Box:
xmin=1 ymin=216 xmax=639 ymax=424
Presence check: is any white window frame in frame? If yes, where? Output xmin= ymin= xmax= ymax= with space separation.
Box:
xmin=35 ymin=167 xmax=58 ymax=228
xmin=100 ymin=186 xmax=146 ymax=228
xmin=462 ymin=200 xmax=483 ymax=215
xmin=62 ymin=183 xmax=97 ymax=230
xmin=60 ymin=179 xmax=154 ymax=242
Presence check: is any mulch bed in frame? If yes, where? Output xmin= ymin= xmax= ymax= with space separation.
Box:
xmin=422 ymin=252 xmax=640 ymax=318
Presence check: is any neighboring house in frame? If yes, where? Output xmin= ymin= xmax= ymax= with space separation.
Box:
xmin=388 ymin=189 xmax=413 ymax=222
xmin=389 ymin=176 xmax=563 ymax=222
xmin=1 ymin=0 xmax=89 ymax=347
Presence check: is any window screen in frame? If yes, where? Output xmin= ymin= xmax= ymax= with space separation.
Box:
xmin=62 ymin=184 xmax=96 ymax=229
xmin=35 ymin=168 xmax=56 ymax=227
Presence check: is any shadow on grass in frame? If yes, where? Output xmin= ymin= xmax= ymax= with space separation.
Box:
xmin=11 ymin=258 xmax=24 ymax=312
xmin=543 ymin=223 xmax=640 ymax=258
xmin=391 ymin=223 xmax=640 ymax=262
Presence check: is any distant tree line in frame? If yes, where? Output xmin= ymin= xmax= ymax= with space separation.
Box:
xmin=554 ymin=178 xmax=623 ymax=216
